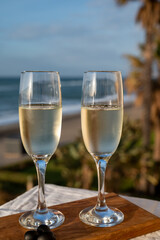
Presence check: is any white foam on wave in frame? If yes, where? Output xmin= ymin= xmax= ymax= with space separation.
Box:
xmin=62 ymin=94 xmax=135 ymax=116
xmin=0 ymin=94 xmax=135 ymax=126
xmin=0 ymin=114 xmax=19 ymax=126
xmin=63 ymin=104 xmax=81 ymax=116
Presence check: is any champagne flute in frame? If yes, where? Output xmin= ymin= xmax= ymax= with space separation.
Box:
xmin=80 ymin=71 xmax=124 ymax=227
xmin=19 ymin=71 xmax=65 ymax=229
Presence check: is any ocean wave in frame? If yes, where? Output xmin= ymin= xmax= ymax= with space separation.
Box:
xmin=61 ymin=80 xmax=82 ymax=87
xmin=0 ymin=85 xmax=19 ymax=93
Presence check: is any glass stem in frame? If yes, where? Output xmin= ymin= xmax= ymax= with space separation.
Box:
xmin=95 ymin=158 xmax=108 ymax=211
xmin=34 ymin=159 xmax=48 ymax=213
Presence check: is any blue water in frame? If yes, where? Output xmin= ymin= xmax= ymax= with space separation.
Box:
xmin=0 ymin=76 xmax=135 ymax=126
xmin=0 ymin=76 xmax=82 ymax=125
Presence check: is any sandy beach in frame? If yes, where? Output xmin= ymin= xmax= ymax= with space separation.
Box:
xmin=0 ymin=104 xmax=143 ymax=167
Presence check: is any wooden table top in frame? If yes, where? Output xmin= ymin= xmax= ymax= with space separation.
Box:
xmin=0 ymin=192 xmax=160 ymax=240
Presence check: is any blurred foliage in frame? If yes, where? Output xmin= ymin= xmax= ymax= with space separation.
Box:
xmin=0 ymin=117 xmax=160 ymax=205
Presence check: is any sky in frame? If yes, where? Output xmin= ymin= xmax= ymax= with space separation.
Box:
xmin=0 ymin=0 xmax=144 ymax=77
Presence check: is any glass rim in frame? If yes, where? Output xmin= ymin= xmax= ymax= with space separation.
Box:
xmin=21 ymin=71 xmax=59 ymax=74
xmin=84 ymin=70 xmax=121 ymax=74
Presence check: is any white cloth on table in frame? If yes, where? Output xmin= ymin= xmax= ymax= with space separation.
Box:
xmin=0 ymin=184 xmax=97 ymax=217
xmin=0 ymin=184 xmax=160 ymax=240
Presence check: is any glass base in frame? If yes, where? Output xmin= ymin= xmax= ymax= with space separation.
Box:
xmin=79 ymin=206 xmax=124 ymax=227
xmin=19 ymin=208 xmax=65 ymax=230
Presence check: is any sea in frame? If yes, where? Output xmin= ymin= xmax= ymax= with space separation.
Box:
xmin=0 ymin=76 xmax=135 ymax=126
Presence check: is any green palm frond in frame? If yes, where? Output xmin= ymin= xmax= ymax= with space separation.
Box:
xmin=138 ymin=43 xmax=146 ymax=53
xmin=116 ymin=0 xmax=137 ymax=5
xmin=155 ymin=41 xmax=160 ymax=60
xmin=136 ymin=0 xmax=160 ymax=30
xmin=116 ymin=0 xmax=129 ymax=5
xmin=130 ymin=71 xmax=142 ymax=80
xmin=124 ymin=54 xmax=144 ymax=68
xmin=125 ymin=75 xmax=140 ymax=93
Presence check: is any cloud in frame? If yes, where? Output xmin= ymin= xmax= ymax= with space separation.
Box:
xmin=8 ymin=24 xmax=58 ymax=40
xmin=87 ymin=0 xmax=142 ymax=32
xmin=0 ymin=0 xmax=144 ymax=76
xmin=6 ymin=22 xmax=89 ymax=41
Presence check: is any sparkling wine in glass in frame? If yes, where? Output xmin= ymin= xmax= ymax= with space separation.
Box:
xmin=19 ymin=71 xmax=65 ymax=229
xmin=80 ymin=71 xmax=124 ymax=227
